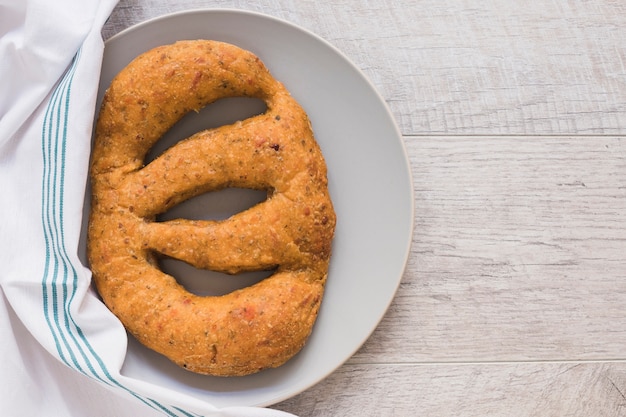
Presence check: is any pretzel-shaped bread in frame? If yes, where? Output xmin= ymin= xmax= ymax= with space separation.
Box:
xmin=88 ymin=40 xmax=336 ymax=376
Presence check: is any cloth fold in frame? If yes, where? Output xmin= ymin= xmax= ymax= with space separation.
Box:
xmin=0 ymin=1 xmax=297 ymax=416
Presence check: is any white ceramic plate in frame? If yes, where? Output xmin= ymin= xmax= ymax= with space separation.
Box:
xmin=97 ymin=8 xmax=413 ymax=408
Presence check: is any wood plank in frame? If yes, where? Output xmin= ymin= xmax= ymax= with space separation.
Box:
xmin=353 ymin=136 xmax=626 ymax=363
xmin=272 ymin=361 xmax=626 ymax=416
xmin=103 ymin=0 xmax=626 ymax=135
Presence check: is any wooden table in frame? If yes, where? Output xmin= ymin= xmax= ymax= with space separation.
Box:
xmin=104 ymin=1 xmax=626 ymax=415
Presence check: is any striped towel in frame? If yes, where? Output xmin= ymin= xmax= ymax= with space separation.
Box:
xmin=0 ymin=1 xmax=295 ymax=416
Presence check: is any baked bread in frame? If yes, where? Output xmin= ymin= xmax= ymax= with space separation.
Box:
xmin=88 ymin=40 xmax=336 ymax=376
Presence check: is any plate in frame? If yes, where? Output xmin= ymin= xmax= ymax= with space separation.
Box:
xmin=97 ymin=8 xmax=414 ymax=408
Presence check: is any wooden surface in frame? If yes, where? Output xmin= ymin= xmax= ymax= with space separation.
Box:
xmin=104 ymin=1 xmax=626 ymax=416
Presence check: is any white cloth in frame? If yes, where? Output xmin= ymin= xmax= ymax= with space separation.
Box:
xmin=0 ymin=1 xmax=296 ymax=416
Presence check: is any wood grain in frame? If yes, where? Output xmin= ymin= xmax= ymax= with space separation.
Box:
xmin=273 ymin=362 xmax=626 ymax=416
xmin=104 ymin=0 xmax=626 ymax=135
xmin=355 ymin=136 xmax=626 ymax=363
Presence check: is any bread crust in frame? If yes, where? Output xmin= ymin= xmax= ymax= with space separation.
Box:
xmin=88 ymin=40 xmax=336 ymax=376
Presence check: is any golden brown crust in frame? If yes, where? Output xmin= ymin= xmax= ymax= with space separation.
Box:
xmin=88 ymin=40 xmax=336 ymax=376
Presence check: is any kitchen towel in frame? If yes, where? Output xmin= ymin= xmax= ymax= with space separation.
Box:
xmin=0 ymin=1 xmax=296 ymax=416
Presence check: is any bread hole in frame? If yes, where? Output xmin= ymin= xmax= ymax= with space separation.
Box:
xmin=146 ymin=96 xmax=267 ymax=164
xmin=160 ymin=257 xmax=274 ymax=297
xmin=157 ymin=187 xmax=267 ymax=222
